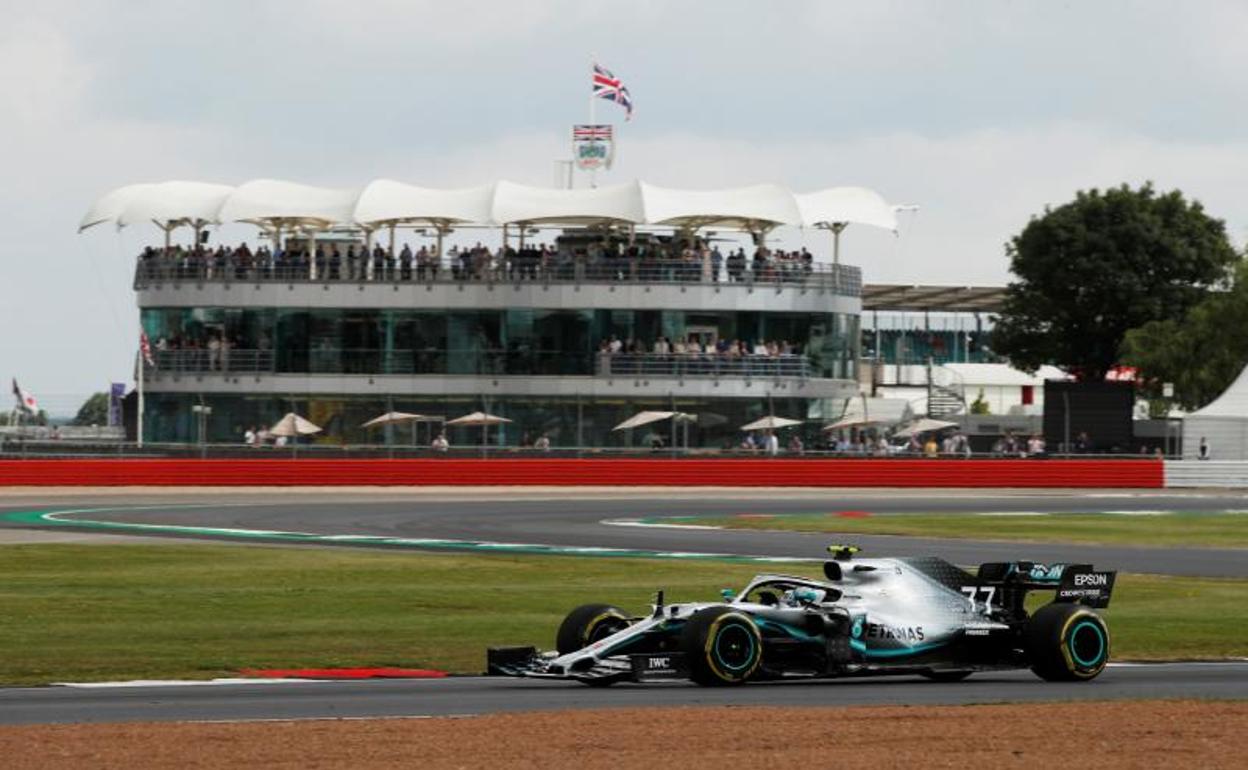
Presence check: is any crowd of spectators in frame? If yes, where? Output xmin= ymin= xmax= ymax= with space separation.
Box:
xmin=137 ymin=240 xmax=825 ymax=286
xmin=595 ymin=335 xmax=807 ymax=376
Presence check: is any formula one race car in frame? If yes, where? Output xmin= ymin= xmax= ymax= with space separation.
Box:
xmin=488 ymin=546 xmax=1115 ymax=686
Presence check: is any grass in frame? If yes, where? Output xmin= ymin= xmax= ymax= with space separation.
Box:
xmin=681 ymin=512 xmax=1248 ymax=548
xmin=0 ymin=544 xmax=1244 ymax=685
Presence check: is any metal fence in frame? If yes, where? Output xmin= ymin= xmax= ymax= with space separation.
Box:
xmin=595 ymin=353 xmax=813 ymax=379
xmin=133 ymin=256 xmax=863 ymax=295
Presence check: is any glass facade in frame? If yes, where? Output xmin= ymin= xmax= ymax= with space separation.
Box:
xmin=142 ymin=392 xmax=838 ymax=449
xmin=141 ymin=307 xmax=859 ymax=379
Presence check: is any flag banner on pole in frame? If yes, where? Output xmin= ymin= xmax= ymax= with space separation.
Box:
xmin=11 ymin=379 xmax=38 ymax=415
xmin=592 ymin=63 xmax=633 ymax=120
xmin=140 ymin=331 xmax=155 ymax=367
xmin=572 ymin=124 xmax=614 ymax=170
xmin=109 ymin=382 xmax=126 ymax=427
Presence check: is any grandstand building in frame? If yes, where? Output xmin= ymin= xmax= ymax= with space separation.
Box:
xmin=85 ymin=180 xmax=900 ymax=448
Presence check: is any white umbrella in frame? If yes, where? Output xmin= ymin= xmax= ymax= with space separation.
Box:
xmin=740 ymin=416 xmax=803 ymax=431
xmin=445 ymin=411 xmax=513 ymax=427
xmin=269 ymin=412 xmax=322 ymax=437
xmin=611 ymin=411 xmax=697 ymax=431
xmin=822 ymin=415 xmax=888 ymax=432
xmin=893 ymin=418 xmax=959 ymax=439
xmin=361 ymin=411 xmax=425 ymax=428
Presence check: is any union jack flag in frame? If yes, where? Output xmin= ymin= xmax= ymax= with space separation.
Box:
xmin=140 ymin=331 xmax=154 ymax=366
xmin=592 ymin=63 xmax=633 ymax=120
xmin=573 ymin=124 xmax=613 ymax=140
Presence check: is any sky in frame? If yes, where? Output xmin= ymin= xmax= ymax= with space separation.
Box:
xmin=3 ymin=0 xmax=1248 ymax=415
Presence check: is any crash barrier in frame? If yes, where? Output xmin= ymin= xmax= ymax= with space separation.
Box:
xmin=1164 ymin=460 xmax=1248 ymax=488
xmin=0 ymin=458 xmax=1164 ymax=487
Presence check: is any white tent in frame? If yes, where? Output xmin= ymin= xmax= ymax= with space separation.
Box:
xmin=79 ymin=183 xmax=160 ymax=231
xmin=1183 ymin=364 xmax=1248 ymax=460
xmin=113 ymin=181 xmax=235 ymax=229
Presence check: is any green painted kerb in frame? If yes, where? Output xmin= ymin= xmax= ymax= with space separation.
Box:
xmin=0 ymin=509 xmax=816 ymax=564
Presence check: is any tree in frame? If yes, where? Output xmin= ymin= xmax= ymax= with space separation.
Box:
xmin=1122 ymin=257 xmax=1248 ymax=411
xmin=72 ymin=392 xmax=111 ymax=426
xmin=992 ymin=183 xmax=1237 ymax=380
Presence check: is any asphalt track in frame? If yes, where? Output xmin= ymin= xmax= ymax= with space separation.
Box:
xmin=1 ymin=488 xmax=1246 ymax=576
xmin=2 ymin=664 xmax=1247 ymax=725
xmin=1 ymin=488 xmax=1246 ymax=724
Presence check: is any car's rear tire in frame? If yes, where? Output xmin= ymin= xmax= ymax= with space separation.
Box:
xmin=920 ymin=670 xmax=973 ymax=682
xmin=1026 ymin=603 xmax=1110 ymax=682
xmin=555 ymin=603 xmax=631 ymax=656
xmin=680 ymin=606 xmax=763 ymax=686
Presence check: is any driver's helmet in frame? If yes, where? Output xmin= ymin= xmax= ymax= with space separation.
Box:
xmin=782 ymin=586 xmax=826 ymax=606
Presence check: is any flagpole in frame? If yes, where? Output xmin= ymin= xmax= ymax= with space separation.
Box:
xmin=588 ymin=55 xmax=597 ymax=189
xmin=137 ymin=341 xmax=145 ymax=449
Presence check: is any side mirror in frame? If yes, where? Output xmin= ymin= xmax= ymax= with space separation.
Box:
xmin=720 ymin=588 xmax=736 ymax=601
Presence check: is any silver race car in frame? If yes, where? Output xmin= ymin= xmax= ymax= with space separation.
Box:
xmin=488 ymin=546 xmax=1115 ymax=686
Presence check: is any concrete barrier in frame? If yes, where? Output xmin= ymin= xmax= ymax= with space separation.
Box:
xmin=0 ymin=458 xmax=1165 ymax=488
xmin=1164 ymin=460 xmax=1248 ymax=488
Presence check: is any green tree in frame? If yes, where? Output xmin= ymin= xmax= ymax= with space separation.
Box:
xmin=992 ymin=183 xmax=1237 ymax=380
xmin=72 ymin=392 xmax=111 ymax=426
xmin=1122 ymin=257 xmax=1248 ymax=411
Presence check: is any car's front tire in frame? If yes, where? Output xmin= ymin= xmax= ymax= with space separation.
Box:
xmin=1026 ymin=603 xmax=1110 ymax=681
xmin=555 ymin=603 xmax=631 ymax=656
xmin=680 ymin=606 xmax=763 ymax=686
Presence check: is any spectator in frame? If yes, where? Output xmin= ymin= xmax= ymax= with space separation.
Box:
xmin=787 ymin=433 xmax=804 ymax=455
xmin=923 ymin=434 xmax=939 ymax=458
xmin=534 ymin=433 xmax=551 ymax=452
xmin=431 ymin=432 xmax=450 ymax=452
xmin=1198 ymin=437 xmax=1212 ymax=460
xmin=244 ymin=426 xmax=257 ymax=446
xmin=764 ymin=430 xmax=779 ymax=456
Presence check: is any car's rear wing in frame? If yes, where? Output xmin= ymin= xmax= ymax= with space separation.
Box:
xmin=977 ymin=562 xmax=1116 ymax=609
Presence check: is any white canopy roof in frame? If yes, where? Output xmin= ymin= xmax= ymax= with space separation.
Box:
xmin=353 ymin=180 xmax=496 ymax=227
xmin=115 ymin=181 xmax=234 ymax=228
xmin=640 ymin=182 xmax=801 ymax=229
xmin=796 ymin=186 xmax=899 ymax=232
xmin=82 ymin=179 xmax=904 ymax=234
xmin=217 ymin=179 xmax=359 ymax=228
xmin=79 ymin=183 xmax=158 ymax=231
xmin=492 ymin=180 xmax=645 ymax=225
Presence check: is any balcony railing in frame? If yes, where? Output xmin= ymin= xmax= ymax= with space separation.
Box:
xmin=595 ymin=353 xmax=813 ymax=379
xmin=145 ymin=348 xmax=820 ymax=379
xmin=133 ymin=256 xmax=863 ymax=296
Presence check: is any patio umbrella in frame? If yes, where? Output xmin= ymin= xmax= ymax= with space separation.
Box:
xmin=822 ymin=415 xmax=888 ymax=432
xmin=740 ymin=416 xmax=803 ymax=431
xmin=611 ymin=411 xmax=694 ymax=432
xmin=892 ymin=418 xmax=959 ymax=439
xmin=362 ymin=412 xmax=434 ymax=445
xmin=269 ymin=412 xmax=322 ymax=437
xmin=446 ymin=411 xmax=513 ymax=448
xmin=445 ymin=411 xmax=512 ymax=427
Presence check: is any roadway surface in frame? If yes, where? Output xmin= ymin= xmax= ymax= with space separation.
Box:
xmin=2 ymin=664 xmax=1246 ymax=725
xmin=1 ymin=488 xmax=1245 ymax=576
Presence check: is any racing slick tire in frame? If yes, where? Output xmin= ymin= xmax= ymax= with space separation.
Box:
xmin=920 ymin=670 xmax=973 ymax=682
xmin=680 ymin=606 xmax=763 ymax=686
xmin=555 ymin=603 xmax=631 ymax=656
xmin=1025 ymin=602 xmax=1110 ymax=682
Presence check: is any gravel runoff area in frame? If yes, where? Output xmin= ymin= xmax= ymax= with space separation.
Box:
xmin=3 ymin=701 xmax=1243 ymax=769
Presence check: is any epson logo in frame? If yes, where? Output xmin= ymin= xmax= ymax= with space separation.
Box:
xmin=648 ymin=656 xmax=671 ymax=669
xmin=1074 ymin=573 xmax=1108 ymax=587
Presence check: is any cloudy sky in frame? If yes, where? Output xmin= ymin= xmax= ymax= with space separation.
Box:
xmin=3 ymin=1 xmax=1247 ymax=414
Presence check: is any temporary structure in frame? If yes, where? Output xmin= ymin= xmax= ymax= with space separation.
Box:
xmin=823 ymin=397 xmax=912 ymax=432
xmin=892 ymin=418 xmax=959 ymax=439
xmin=269 ymin=412 xmax=322 ymax=437
xmin=740 ymin=416 xmax=803 ymax=431
xmin=361 ymin=412 xmax=443 ymax=445
xmin=1183 ymin=364 xmax=1248 ymax=460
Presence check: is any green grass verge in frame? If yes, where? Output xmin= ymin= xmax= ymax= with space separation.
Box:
xmin=0 ymin=544 xmax=1244 ymax=685
xmin=683 ymin=512 xmax=1248 ymax=548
